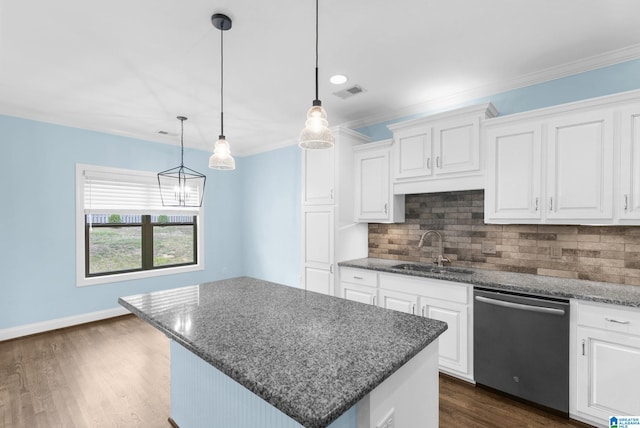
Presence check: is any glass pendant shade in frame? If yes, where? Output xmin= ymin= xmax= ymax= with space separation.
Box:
xmin=208 ymin=136 xmax=236 ymax=170
xmin=299 ymin=104 xmax=334 ymax=149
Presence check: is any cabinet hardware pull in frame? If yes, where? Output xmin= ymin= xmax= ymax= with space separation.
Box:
xmin=605 ymin=317 xmax=630 ymax=325
xmin=372 ymin=296 xmax=376 ymax=306
xmin=582 ymin=339 xmax=585 ymax=356
xmin=624 ymin=194 xmax=629 ymax=211
xmin=421 ymin=306 xmax=425 ymax=317
xmin=535 ymin=197 xmax=539 ymax=211
xmin=412 ymin=304 xmax=416 ymax=315
xmin=436 ymin=156 xmax=441 ymax=168
xmin=353 ymin=276 xmax=363 ymax=280
xmin=330 ymin=188 xmax=334 ymax=200
xmin=329 ymin=264 xmax=333 ymax=274
xmin=426 ymin=157 xmax=431 ymax=169
xmin=549 ymin=197 xmax=553 ymax=211
xmin=384 ymin=203 xmax=388 ymax=214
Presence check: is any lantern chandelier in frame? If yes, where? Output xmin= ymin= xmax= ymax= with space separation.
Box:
xmin=157 ymin=116 xmax=206 ymax=207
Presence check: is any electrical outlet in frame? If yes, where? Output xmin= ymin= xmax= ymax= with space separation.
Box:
xmin=550 ymin=245 xmax=563 ymax=259
xmin=376 ymin=408 xmax=395 ymax=428
xmin=481 ymin=241 xmax=496 ymax=255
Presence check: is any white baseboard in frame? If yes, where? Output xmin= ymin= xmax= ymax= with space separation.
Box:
xmin=0 ymin=307 xmax=130 ymax=341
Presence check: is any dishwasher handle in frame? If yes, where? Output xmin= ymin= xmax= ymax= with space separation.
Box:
xmin=475 ymin=295 xmax=566 ymax=316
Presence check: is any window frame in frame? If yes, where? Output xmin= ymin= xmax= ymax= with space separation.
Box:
xmin=76 ymin=164 xmax=205 ymax=287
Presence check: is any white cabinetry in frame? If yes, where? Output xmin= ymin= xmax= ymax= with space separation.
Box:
xmin=301 ymin=128 xmax=369 ymax=296
xmin=389 ymin=103 xmax=497 ymax=195
xmin=339 ymin=267 xmax=377 ymax=305
xmin=571 ymin=300 xmax=640 ymax=426
xmin=485 ymin=90 xmax=640 ymax=225
xmin=353 ymin=140 xmax=405 ymax=223
xmin=379 ymin=273 xmax=473 ymax=381
xmin=620 ymin=103 xmax=640 ymax=220
xmin=546 ymin=110 xmax=614 ymax=221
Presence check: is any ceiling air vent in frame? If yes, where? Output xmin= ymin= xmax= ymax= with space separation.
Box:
xmin=333 ymin=84 xmax=366 ymax=100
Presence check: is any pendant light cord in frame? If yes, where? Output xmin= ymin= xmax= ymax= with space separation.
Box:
xmin=314 ymin=0 xmax=319 ymax=102
xmin=180 ymin=117 xmax=185 ymax=167
xmin=220 ymin=26 xmax=225 ymax=137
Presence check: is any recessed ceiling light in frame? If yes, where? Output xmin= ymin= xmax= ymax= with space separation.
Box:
xmin=330 ymin=74 xmax=348 ymax=85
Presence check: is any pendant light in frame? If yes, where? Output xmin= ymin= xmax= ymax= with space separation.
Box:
xmin=158 ymin=116 xmax=206 ymax=207
xmin=299 ymin=0 xmax=334 ymax=150
xmin=209 ymin=13 xmax=236 ymax=170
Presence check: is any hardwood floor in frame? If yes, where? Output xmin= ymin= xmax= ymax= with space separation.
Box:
xmin=1 ymin=315 xmax=593 ymax=427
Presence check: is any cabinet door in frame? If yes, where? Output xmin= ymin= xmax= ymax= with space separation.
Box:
xmin=341 ymin=282 xmax=377 ymax=305
xmin=394 ymin=127 xmax=432 ymax=180
xmin=575 ymin=326 xmax=640 ymax=422
xmin=302 ymin=206 xmax=334 ymax=295
xmin=421 ymin=297 xmax=469 ymax=377
xmin=546 ymin=110 xmax=614 ymax=221
xmin=620 ymin=104 xmax=640 ymax=220
xmin=379 ymin=288 xmax=418 ymax=314
xmin=355 ymin=148 xmax=390 ymax=221
xmin=485 ymin=123 xmax=542 ymax=222
xmin=433 ymin=117 xmax=479 ymax=176
xmin=302 ymin=147 xmax=335 ymax=205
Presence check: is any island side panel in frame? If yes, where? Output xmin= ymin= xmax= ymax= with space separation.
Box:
xmin=358 ymin=339 xmax=440 ymax=428
xmin=169 ymin=340 xmax=358 ymax=428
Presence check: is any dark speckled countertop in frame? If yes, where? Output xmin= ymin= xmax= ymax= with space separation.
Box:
xmin=339 ymin=257 xmax=640 ymax=308
xmin=118 ymin=277 xmax=447 ymax=428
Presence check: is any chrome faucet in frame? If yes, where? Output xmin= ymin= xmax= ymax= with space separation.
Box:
xmin=418 ymin=230 xmax=450 ymax=267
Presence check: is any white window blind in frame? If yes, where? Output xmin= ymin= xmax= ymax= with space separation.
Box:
xmin=80 ymin=165 xmax=200 ymax=215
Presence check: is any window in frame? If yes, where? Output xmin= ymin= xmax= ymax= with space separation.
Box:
xmin=76 ymin=164 xmax=204 ymax=286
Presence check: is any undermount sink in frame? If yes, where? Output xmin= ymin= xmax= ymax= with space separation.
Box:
xmin=391 ymin=263 xmax=473 ymax=275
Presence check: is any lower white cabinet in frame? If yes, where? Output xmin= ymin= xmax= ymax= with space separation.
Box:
xmin=302 ymin=206 xmax=335 ymax=295
xmin=339 ymin=267 xmax=473 ymax=381
xmin=571 ymin=301 xmax=640 ymax=426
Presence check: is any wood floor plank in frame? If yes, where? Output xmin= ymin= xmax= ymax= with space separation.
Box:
xmin=1 ymin=315 xmax=594 ymax=428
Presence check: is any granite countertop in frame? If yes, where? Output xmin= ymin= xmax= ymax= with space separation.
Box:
xmin=339 ymin=257 xmax=640 ymax=308
xmin=118 ymin=277 xmax=447 ymax=428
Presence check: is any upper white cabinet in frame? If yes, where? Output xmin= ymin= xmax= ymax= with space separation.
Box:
xmin=301 ymin=128 xmax=369 ymax=296
xmin=485 ymin=123 xmax=542 ymax=221
xmin=546 ymin=109 xmax=614 ymax=221
xmin=620 ymin=103 xmax=640 ymax=221
xmin=353 ymin=140 xmax=405 ymax=223
xmin=485 ymin=90 xmax=640 ymax=225
xmin=388 ymin=103 xmax=497 ymax=195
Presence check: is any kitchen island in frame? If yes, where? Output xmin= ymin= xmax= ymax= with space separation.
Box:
xmin=118 ymin=277 xmax=447 ymax=428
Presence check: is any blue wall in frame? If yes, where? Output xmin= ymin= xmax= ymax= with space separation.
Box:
xmin=356 ymin=58 xmax=640 ymax=141
xmin=3 ymin=58 xmax=640 ymax=331
xmin=239 ymin=145 xmax=301 ymax=288
xmin=0 ymin=116 xmax=244 ymax=329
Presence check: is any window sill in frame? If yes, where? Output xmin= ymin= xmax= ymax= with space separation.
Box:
xmin=76 ymin=263 xmax=204 ymax=287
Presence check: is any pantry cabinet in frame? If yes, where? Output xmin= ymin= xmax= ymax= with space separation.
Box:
xmin=301 ymin=128 xmax=369 ymax=296
xmin=389 ymin=103 xmax=497 ymax=195
xmin=571 ymin=300 xmax=640 ymax=426
xmin=353 ymin=140 xmax=405 ymax=223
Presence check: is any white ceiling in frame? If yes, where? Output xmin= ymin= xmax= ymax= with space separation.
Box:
xmin=2 ymin=0 xmax=640 ymax=155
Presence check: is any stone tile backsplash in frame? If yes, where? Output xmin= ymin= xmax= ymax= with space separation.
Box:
xmin=368 ymin=190 xmax=640 ymax=286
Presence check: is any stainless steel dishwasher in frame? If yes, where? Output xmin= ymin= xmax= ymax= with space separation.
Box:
xmin=474 ymin=287 xmax=570 ymax=414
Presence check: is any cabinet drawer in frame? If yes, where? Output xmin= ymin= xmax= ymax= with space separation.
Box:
xmin=577 ymin=301 xmax=640 ymax=337
xmin=340 ymin=267 xmax=378 ymax=287
xmin=379 ymin=273 xmax=469 ymax=304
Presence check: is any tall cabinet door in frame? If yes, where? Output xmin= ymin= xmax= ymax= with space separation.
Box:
xmin=546 ymin=109 xmax=614 ymax=221
xmin=302 ymin=148 xmax=335 ymax=205
xmin=302 ymin=206 xmax=334 ymax=295
xmin=485 ymin=123 xmax=542 ymax=222
xmin=355 ymin=148 xmax=390 ymax=221
xmin=620 ymin=104 xmax=640 ymax=220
